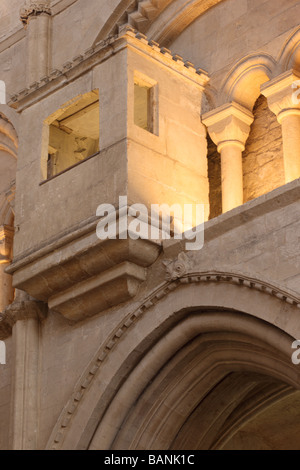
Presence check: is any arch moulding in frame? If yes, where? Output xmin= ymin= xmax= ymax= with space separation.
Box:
xmin=93 ymin=0 xmax=225 ymax=47
xmin=46 ymin=267 xmax=300 ymax=450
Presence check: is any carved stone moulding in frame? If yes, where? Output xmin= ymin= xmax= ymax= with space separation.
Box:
xmin=0 ymin=291 xmax=47 ymax=340
xmin=7 ymin=220 xmax=161 ymax=322
xmin=20 ymin=3 xmax=52 ymax=27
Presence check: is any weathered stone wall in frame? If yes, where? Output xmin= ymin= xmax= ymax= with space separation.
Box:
xmin=243 ymin=95 xmax=284 ymax=203
xmin=1 ymin=0 xmax=300 ymax=451
xmin=0 ymin=0 xmax=23 ymax=40
xmin=170 ymin=0 xmax=300 ymax=78
xmin=37 ymin=308 xmax=127 ymax=449
xmin=40 ymin=178 xmax=300 ymax=450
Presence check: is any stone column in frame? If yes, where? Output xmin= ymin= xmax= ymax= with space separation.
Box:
xmin=203 ymin=102 xmax=254 ymax=213
xmin=262 ymin=70 xmax=300 ymax=184
xmin=20 ymin=1 xmax=52 ymax=86
xmin=1 ymin=291 xmax=47 ymax=450
xmin=0 ymin=226 xmax=14 ymax=312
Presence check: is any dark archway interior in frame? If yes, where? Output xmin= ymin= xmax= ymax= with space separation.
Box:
xmin=104 ymin=322 xmax=300 ymax=450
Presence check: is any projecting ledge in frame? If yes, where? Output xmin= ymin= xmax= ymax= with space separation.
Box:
xmin=48 ymin=261 xmax=146 ymax=322
xmin=6 ymin=222 xmax=161 ymax=322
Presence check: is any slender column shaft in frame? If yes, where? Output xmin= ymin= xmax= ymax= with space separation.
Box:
xmin=21 ymin=1 xmax=52 ymax=85
xmin=261 ymin=71 xmax=300 ymax=184
xmin=5 ymin=292 xmax=46 ymax=450
xmin=10 ymin=316 xmax=40 ymax=450
xmin=219 ymin=142 xmax=244 ymax=213
xmin=202 ymin=102 xmax=253 ymax=214
xmin=27 ymin=14 xmax=51 ymax=85
xmin=279 ymin=111 xmax=300 ymax=183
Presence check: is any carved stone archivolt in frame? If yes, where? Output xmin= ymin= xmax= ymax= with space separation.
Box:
xmin=47 ymin=261 xmax=300 ymax=449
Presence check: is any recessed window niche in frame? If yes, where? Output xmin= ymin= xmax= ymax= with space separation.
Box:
xmin=42 ymin=89 xmax=100 ymax=179
xmin=134 ymin=72 xmax=157 ymax=135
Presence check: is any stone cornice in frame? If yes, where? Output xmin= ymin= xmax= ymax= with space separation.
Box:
xmin=0 ymin=28 xmax=26 ymax=55
xmin=9 ymin=27 xmax=208 ymax=112
xmin=163 ymin=177 xmax=300 ymax=258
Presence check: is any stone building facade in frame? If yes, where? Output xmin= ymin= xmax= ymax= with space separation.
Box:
xmin=0 ymin=0 xmax=300 ymax=450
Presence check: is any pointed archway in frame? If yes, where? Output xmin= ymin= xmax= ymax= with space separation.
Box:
xmin=46 ymin=272 xmax=300 ymax=450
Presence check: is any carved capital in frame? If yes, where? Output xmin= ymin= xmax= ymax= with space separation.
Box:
xmin=0 ymin=291 xmax=47 ymax=339
xmin=163 ymin=252 xmax=193 ymax=281
xmin=202 ymin=102 xmax=254 ymax=152
xmin=20 ymin=3 xmax=51 ymax=26
xmin=261 ymin=69 xmax=300 ymax=123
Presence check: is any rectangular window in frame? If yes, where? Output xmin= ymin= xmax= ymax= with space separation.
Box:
xmin=134 ymin=73 xmax=157 ymax=134
xmin=43 ymin=90 xmax=100 ymax=179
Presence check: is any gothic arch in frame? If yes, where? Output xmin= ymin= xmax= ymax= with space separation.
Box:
xmin=216 ymin=54 xmax=276 ymax=111
xmin=0 ymin=197 xmax=14 ymax=228
xmin=94 ymin=319 xmax=297 ymax=450
xmin=0 ymin=105 xmax=19 ymax=141
xmin=277 ymin=25 xmax=300 ymax=73
xmin=147 ymin=0 xmax=224 ymax=47
xmin=91 ymin=0 xmax=224 ymax=47
xmin=46 ymin=271 xmax=300 ymax=450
